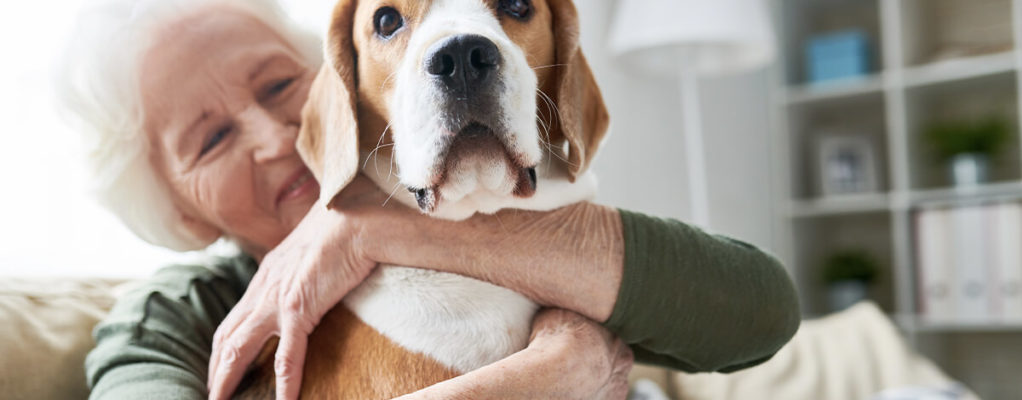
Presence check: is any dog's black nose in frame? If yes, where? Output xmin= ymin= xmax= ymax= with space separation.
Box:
xmin=425 ymin=34 xmax=501 ymax=95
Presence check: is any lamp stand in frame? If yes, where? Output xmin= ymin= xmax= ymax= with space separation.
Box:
xmin=680 ymin=62 xmax=711 ymax=227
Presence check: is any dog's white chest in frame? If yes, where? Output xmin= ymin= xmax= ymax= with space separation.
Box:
xmin=348 ymin=161 xmax=597 ymax=372
xmin=342 ymin=266 xmax=537 ymax=373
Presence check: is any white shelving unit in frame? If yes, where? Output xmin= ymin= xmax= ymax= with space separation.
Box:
xmin=771 ymin=1 xmax=1022 ymax=398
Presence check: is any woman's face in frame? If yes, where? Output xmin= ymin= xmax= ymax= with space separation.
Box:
xmin=141 ymin=7 xmax=319 ymax=255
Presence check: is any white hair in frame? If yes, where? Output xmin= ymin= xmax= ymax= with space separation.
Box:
xmin=55 ymin=0 xmax=323 ymax=251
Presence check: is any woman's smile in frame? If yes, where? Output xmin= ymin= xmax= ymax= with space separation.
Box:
xmin=277 ymin=167 xmax=319 ymax=207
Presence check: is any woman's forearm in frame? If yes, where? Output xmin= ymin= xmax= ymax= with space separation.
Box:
xmin=395 ymin=342 xmax=578 ymax=400
xmin=395 ymin=308 xmax=632 ymax=400
xmin=359 ymin=200 xmax=801 ymax=373
xmin=363 ymin=201 xmax=624 ymax=323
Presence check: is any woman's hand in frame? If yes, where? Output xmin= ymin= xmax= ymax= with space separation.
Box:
xmin=207 ymin=176 xmax=385 ymax=400
xmin=396 ymin=309 xmax=634 ymax=400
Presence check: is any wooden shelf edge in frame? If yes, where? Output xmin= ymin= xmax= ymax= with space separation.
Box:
xmin=785 ymin=74 xmax=886 ymax=105
xmin=788 ymin=193 xmax=892 ymax=218
xmin=911 ymin=318 xmax=1022 ymax=333
xmin=891 ymin=314 xmax=1022 ymax=333
xmin=903 ymin=51 xmax=1017 ymax=89
xmin=909 ymin=181 xmax=1022 ymax=208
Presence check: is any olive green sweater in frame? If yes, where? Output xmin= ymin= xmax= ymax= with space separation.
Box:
xmin=85 ymin=210 xmax=800 ymax=399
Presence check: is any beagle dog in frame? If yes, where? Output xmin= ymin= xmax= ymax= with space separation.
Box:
xmin=237 ymin=0 xmax=607 ymax=398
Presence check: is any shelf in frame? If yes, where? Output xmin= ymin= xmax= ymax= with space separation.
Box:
xmin=899 ymin=0 xmax=1015 ymax=68
xmin=909 ymin=181 xmax=1022 ymax=208
xmin=910 ymin=317 xmax=1022 ymax=333
xmin=904 ymin=70 xmax=1020 ymax=190
xmin=786 ymin=73 xmax=885 ymax=105
xmin=789 ymin=193 xmax=892 ymax=218
xmin=775 ymin=0 xmax=1022 ymax=396
xmin=779 ymin=0 xmax=882 ymax=86
xmin=786 ymin=95 xmax=889 ymax=200
xmin=902 ymin=51 xmax=1017 ymax=89
xmin=785 ymin=52 xmax=1017 ymax=104
xmin=894 ymin=314 xmax=1022 ymax=333
xmin=791 ymin=213 xmax=895 ymax=315
xmin=790 ymin=183 xmax=1022 ymax=214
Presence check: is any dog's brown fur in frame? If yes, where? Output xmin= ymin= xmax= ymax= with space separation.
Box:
xmin=235 ymin=0 xmax=608 ymax=398
xmin=235 ymin=306 xmax=458 ymax=399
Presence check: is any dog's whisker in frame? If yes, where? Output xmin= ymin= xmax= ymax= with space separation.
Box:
xmin=538 ymin=129 xmax=556 ymax=172
xmin=363 ymin=143 xmax=395 ymax=171
xmin=365 ymin=125 xmax=393 ymax=169
xmin=535 ymin=98 xmax=552 ymax=139
xmin=493 ymin=213 xmax=511 ymax=235
xmin=547 ymin=145 xmax=571 ymax=164
xmin=535 ymin=89 xmax=561 ymax=141
xmin=536 ymin=111 xmax=550 ymax=137
xmin=370 ymin=124 xmax=393 ymax=177
xmin=380 ymin=70 xmax=399 ymax=91
xmin=536 ymin=89 xmax=560 ymax=122
xmin=381 ymin=181 xmax=404 ymax=208
xmin=536 ymin=92 xmax=554 ymax=126
xmin=531 ymin=63 xmax=568 ymax=71
xmin=387 ymin=136 xmax=398 ymax=179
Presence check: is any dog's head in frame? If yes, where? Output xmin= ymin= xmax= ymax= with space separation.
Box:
xmin=299 ymin=0 xmax=607 ymax=214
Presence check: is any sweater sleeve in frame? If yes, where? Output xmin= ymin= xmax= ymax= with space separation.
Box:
xmin=85 ymin=255 xmax=257 ymax=400
xmin=603 ymin=210 xmax=801 ymax=373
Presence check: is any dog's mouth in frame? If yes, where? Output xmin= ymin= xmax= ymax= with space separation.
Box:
xmin=406 ymin=122 xmax=537 ymax=213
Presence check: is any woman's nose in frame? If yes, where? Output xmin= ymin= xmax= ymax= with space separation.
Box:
xmin=243 ymin=106 xmax=298 ymax=163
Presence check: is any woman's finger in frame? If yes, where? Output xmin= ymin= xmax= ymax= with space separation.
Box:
xmin=207 ymin=293 xmax=272 ymax=388
xmin=208 ymin=320 xmax=275 ymax=400
xmin=274 ymin=323 xmax=310 ymax=400
xmin=208 ymin=305 xmax=253 ymax=385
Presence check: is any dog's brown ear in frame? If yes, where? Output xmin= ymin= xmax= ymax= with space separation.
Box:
xmin=297 ymin=1 xmax=359 ymax=208
xmin=548 ymin=0 xmax=609 ymax=181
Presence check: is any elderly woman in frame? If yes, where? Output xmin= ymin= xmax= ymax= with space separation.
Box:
xmin=57 ymin=0 xmax=800 ymax=398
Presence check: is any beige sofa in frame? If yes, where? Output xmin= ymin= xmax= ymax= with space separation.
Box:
xmin=0 ymin=278 xmax=974 ymax=400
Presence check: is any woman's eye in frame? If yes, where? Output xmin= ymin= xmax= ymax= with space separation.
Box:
xmin=200 ymin=125 xmax=231 ymax=156
xmin=267 ymin=78 xmax=294 ymax=96
xmin=374 ymin=7 xmax=404 ymax=39
xmin=499 ymin=0 xmax=532 ymax=20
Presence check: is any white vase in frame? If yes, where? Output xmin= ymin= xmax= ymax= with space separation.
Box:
xmin=828 ymin=280 xmax=868 ymax=311
xmin=950 ymin=153 xmax=990 ymax=187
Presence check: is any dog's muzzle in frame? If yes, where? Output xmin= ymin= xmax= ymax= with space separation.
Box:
xmin=406 ymin=34 xmax=537 ymax=214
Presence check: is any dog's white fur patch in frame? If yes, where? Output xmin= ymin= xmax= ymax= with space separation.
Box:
xmin=346 ymin=0 xmax=597 ymax=373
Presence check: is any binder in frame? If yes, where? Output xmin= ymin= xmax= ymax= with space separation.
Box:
xmin=993 ymin=202 xmax=1022 ymax=322
xmin=950 ymin=205 xmax=991 ymax=322
xmin=915 ymin=207 xmax=955 ymax=321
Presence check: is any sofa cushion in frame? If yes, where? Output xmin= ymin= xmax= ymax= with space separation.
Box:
xmin=0 ymin=278 xmax=122 ymax=400
xmin=671 ymin=301 xmax=977 ymax=400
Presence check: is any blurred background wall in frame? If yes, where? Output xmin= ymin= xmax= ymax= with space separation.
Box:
xmin=578 ymin=0 xmax=779 ymax=251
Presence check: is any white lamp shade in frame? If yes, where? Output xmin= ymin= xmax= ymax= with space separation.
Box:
xmin=609 ymin=0 xmax=776 ymax=77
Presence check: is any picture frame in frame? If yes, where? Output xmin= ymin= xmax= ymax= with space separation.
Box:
xmin=815 ymin=133 xmax=881 ymax=197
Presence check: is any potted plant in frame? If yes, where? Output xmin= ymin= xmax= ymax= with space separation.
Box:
xmin=923 ymin=115 xmax=1011 ymax=187
xmin=822 ymin=249 xmax=880 ymax=311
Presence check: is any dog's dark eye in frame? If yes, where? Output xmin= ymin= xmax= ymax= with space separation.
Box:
xmin=374 ymin=7 xmax=404 ymax=39
xmin=498 ymin=0 xmax=532 ymax=20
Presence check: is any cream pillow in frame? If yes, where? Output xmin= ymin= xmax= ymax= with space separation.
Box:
xmin=0 ymin=278 xmax=122 ymax=400
xmin=672 ymin=302 xmax=978 ymax=400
